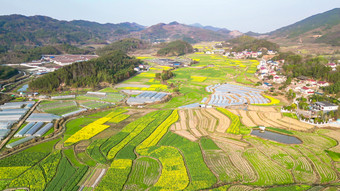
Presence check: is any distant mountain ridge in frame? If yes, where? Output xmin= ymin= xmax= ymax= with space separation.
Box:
xmin=134 ymin=22 xmax=237 ymax=42
xmin=1 ymin=9 xmax=340 ymax=55
xmin=0 ymin=15 xmax=243 ymax=53
xmin=268 ymin=8 xmax=340 ymax=45
xmin=190 ymin=23 xmax=230 ymax=32
xmin=0 ymin=14 xmax=145 ymax=52
xmin=132 ymin=21 xmax=245 ymax=43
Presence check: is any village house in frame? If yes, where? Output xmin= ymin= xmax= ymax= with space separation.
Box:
xmin=312 ymin=101 xmax=339 ymax=112
xmin=307 ymin=79 xmax=317 ymax=86
xmin=327 ymin=63 xmax=337 ymax=71
xmin=300 ymin=86 xmax=314 ymax=95
xmin=317 ymin=81 xmax=329 ymax=87
xmin=273 ymin=75 xmax=286 ymax=84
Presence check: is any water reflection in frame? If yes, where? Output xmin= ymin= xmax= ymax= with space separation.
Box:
xmin=251 ymin=129 xmax=302 ymax=144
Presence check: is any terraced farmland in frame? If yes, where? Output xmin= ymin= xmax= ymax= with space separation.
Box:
xmin=170 ymin=108 xmax=236 ymax=141
xmin=233 ymin=106 xmax=314 ymax=131
xmin=2 ymin=105 xmax=340 ymax=190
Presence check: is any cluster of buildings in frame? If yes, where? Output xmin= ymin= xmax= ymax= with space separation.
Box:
xmin=287 ymin=78 xmax=330 ymax=96
xmin=134 ymin=64 xmax=148 ymax=72
xmin=42 ymin=55 xmax=98 ymax=66
xmin=18 ymin=54 xmax=98 ymax=76
xmin=225 ymin=51 xmax=263 ymax=59
xmin=257 ymin=60 xmax=286 ymax=87
xmin=150 ymin=58 xmax=185 ymax=67
xmin=205 ymin=49 xmax=226 ymax=55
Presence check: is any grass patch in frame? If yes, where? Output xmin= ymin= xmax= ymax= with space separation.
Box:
xmin=266 ymin=185 xmax=311 ymax=191
xmin=63 ymin=148 xmax=85 ymax=167
xmin=200 ymin=137 xmax=220 ymax=150
xmin=326 ymin=150 xmax=340 ymax=162
xmin=265 ymin=127 xmax=294 ymax=135
xmin=76 ymin=152 xmax=96 ymax=167
xmin=283 ymin=112 xmax=298 ymax=120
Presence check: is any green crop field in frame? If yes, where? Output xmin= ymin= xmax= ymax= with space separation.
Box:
xmin=2 ymin=51 xmax=340 ymax=191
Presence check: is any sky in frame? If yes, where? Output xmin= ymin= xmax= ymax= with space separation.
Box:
xmin=0 ymin=0 xmax=339 ymax=33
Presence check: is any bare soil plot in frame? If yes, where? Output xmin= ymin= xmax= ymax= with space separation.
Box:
xmin=237 ymin=110 xmax=256 ymax=127
xmin=231 ymin=109 xmax=314 ymax=131
xmin=178 ymin=110 xmax=188 ymax=130
xmin=279 ymin=117 xmax=314 ymax=130
xmin=248 ymin=111 xmax=271 ymax=127
xmin=206 ymin=108 xmax=230 ymax=133
xmin=257 ymin=112 xmax=286 ymax=129
xmin=200 ymin=109 xmax=217 ymax=132
xmin=173 ymin=130 xmax=198 ymax=142
xmin=84 ymin=168 xmax=106 ymax=188
xmin=248 ymin=106 xmax=277 ymax=112
xmin=194 ymin=110 xmax=209 ymax=136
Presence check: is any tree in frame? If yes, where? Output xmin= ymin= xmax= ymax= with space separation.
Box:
xmin=291 ymin=103 xmax=297 ymax=110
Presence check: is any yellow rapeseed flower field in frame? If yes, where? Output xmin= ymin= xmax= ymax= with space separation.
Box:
xmin=191 ymin=76 xmax=207 ymax=82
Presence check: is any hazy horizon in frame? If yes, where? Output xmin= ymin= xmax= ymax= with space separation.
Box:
xmin=0 ymin=0 xmax=339 ymax=33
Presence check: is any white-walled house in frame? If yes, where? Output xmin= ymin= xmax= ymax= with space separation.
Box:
xmin=318 ymin=81 xmax=329 ymax=87
xmin=312 ymin=101 xmax=339 ymax=112
xmin=301 ymin=86 xmax=312 ymax=94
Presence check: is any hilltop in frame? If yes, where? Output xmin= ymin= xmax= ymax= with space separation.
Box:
xmin=269 ymin=8 xmax=340 ymax=46
xmin=0 ymin=16 xmax=241 ymax=55
xmin=157 ymin=40 xmax=193 ymax=56
xmin=133 ymin=22 xmax=241 ymax=43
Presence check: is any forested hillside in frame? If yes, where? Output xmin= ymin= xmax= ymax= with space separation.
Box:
xmin=157 ymin=40 xmax=193 ymax=56
xmin=0 ymin=14 xmax=145 ymax=53
xmin=269 ymin=8 xmax=340 ymax=45
xmin=29 ymin=50 xmax=142 ymax=92
xmin=0 ymin=66 xmax=18 ymax=80
xmin=96 ymin=38 xmax=146 ymax=56
xmin=229 ymin=35 xmax=279 ymax=52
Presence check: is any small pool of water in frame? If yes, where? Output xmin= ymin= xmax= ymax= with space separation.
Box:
xmin=251 ymin=129 xmax=302 ymax=144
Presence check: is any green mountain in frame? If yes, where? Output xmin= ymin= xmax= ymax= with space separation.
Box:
xmin=229 ymin=35 xmax=279 ymax=52
xmin=0 ymin=14 xmax=145 ymax=53
xmin=269 ymin=8 xmax=340 ymax=45
xmin=96 ymin=38 xmax=146 ymax=56
xmin=157 ymin=40 xmax=193 ymax=56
